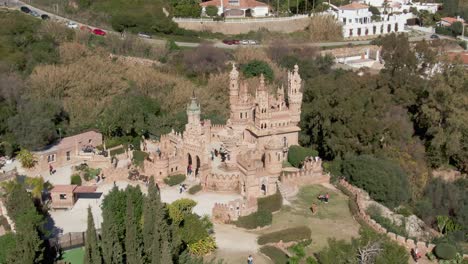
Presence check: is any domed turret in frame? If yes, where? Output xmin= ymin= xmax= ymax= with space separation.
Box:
xmin=264 ymin=136 xmax=284 ymax=174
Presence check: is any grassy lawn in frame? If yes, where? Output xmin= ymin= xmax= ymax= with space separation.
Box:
xmin=62 ymin=247 xmax=84 ymax=264
xmin=255 ymin=185 xmax=360 ymax=255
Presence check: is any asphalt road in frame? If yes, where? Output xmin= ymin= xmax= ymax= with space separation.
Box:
xmin=8 ymin=0 xmax=442 ymax=50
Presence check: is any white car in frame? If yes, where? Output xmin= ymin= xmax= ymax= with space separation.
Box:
xmin=67 ymin=21 xmax=78 ymax=29
xmin=240 ymin=40 xmax=249 ymax=45
xmin=248 ymin=40 xmax=258 ymax=45
xmin=138 ymin=33 xmax=151 ymax=39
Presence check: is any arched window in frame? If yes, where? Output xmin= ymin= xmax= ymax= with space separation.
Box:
xmin=240 ymin=113 xmax=243 ymax=118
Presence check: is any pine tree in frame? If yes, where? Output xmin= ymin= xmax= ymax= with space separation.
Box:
xmin=125 ymin=194 xmax=143 ymax=264
xmin=84 ymin=207 xmax=102 ymax=264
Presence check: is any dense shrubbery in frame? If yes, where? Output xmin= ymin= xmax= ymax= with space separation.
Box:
xmin=257 ymin=190 xmax=283 ymax=213
xmin=366 ymin=204 xmax=408 ymax=237
xmin=434 ymin=243 xmax=457 ymax=260
xmin=340 ymin=155 xmax=410 ymax=208
xmin=257 ymin=226 xmax=312 ymax=245
xmin=287 ymin=145 xmax=319 ymax=168
xmin=188 ymin=184 xmax=202 ymax=195
xmin=240 ymin=60 xmax=274 ymax=82
xmin=164 ymin=174 xmax=186 ymax=186
xmin=71 ymin=174 xmax=82 ymax=186
xmin=132 ymin=150 xmax=148 ymax=167
xmin=260 ymin=246 xmax=289 ymax=263
xmin=234 ymin=210 xmax=272 ymax=229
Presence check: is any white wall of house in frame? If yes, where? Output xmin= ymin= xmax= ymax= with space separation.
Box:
xmin=252 ymin=6 xmax=269 ymax=17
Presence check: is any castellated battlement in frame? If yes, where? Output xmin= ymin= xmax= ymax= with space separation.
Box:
xmin=204 ymin=172 xmax=240 ymax=192
xmin=212 ymin=197 xmax=258 ymax=223
xmin=280 ymin=158 xmax=328 ymax=186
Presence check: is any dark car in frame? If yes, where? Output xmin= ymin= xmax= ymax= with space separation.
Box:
xmin=222 ymin=39 xmax=239 ymax=45
xmin=92 ymin=28 xmax=106 ymax=36
xmin=20 ymin=6 xmax=31 ymax=13
xmin=41 ymin=14 xmax=50 ymax=20
xmin=430 ymin=34 xmax=440 ymax=39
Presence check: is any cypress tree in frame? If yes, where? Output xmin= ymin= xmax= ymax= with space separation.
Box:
xmin=125 ymin=194 xmax=143 ymax=264
xmin=150 ymin=226 xmax=161 ymax=264
xmin=143 ymin=177 xmax=161 ymax=258
xmin=101 ymin=187 xmax=125 ymax=264
xmin=84 ymin=207 xmax=102 ymax=264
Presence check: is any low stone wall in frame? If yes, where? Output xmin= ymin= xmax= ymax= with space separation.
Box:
xmin=204 ymin=172 xmax=240 ymax=192
xmin=0 ymin=200 xmax=15 ymax=232
xmin=212 ymin=197 xmax=257 ymax=223
xmin=338 ymin=179 xmax=436 ymax=256
xmin=174 ymin=17 xmax=311 ymax=35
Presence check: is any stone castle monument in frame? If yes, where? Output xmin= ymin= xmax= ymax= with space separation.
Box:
xmin=141 ymin=63 xmax=326 ymax=206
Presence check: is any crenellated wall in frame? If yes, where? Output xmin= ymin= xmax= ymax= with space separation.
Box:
xmin=339 ymin=179 xmax=438 ymax=256
xmin=280 ymin=159 xmax=328 ymax=186
xmin=212 ymin=197 xmax=258 ymax=223
xmin=204 ymin=172 xmax=240 ymax=192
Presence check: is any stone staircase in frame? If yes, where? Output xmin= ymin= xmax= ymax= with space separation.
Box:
xmin=277 ymin=182 xmax=298 ymax=206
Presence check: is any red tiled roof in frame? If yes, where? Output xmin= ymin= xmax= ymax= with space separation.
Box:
xmin=339 ymin=2 xmax=369 ymax=10
xmin=441 ymin=17 xmax=465 ymax=24
xmin=74 ymin=186 xmax=98 ymax=193
xmin=447 ymin=52 xmax=468 ymax=65
xmin=51 ymin=185 xmax=77 ymax=193
xmin=200 ymin=0 xmax=269 ymax=9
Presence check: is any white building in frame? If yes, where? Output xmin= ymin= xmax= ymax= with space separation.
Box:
xmin=330 ymin=2 xmax=407 ymax=38
xmin=360 ymin=0 xmax=439 ymax=14
xmin=200 ymin=0 xmax=270 ymax=17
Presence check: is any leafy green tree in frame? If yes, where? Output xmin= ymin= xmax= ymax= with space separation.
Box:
xmin=241 ymin=60 xmax=274 ymax=82
xmin=8 ymin=99 xmax=66 ymax=150
xmin=450 ymin=21 xmax=463 ymax=36
xmin=0 ymin=233 xmax=16 ymax=263
xmin=178 ymin=214 xmax=209 ymax=244
xmin=340 ymin=155 xmax=410 ymax=208
xmin=25 ymin=176 xmax=45 ymax=200
xmin=205 ymin=6 xmax=218 ymax=17
xmin=125 ymin=194 xmax=143 ymax=264
xmin=17 ymin=149 xmax=37 ymax=168
xmin=168 ymin=198 xmax=197 ymax=225
xmin=84 ymin=207 xmax=102 ymax=264
xmin=287 ymin=145 xmax=318 ymax=168
xmin=5 ymin=183 xmax=44 ymax=264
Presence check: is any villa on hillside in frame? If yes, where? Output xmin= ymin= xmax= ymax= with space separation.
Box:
xmin=200 ymin=0 xmax=270 ymax=17
xmin=328 ymin=2 xmax=408 ymax=37
xmin=438 ymin=16 xmax=465 ymax=27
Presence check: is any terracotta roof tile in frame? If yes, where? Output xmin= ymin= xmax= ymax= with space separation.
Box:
xmin=447 ymin=52 xmax=468 ymax=65
xmin=441 ymin=17 xmax=464 ymax=24
xmin=51 ymin=185 xmax=77 ymax=193
xmin=200 ymin=0 xmax=269 ymax=9
xmin=339 ymin=2 xmax=369 ymax=10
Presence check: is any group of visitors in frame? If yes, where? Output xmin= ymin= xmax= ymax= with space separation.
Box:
xmin=317 ymin=193 xmax=330 ymax=203
xmin=211 ymin=146 xmax=230 ymax=162
xmin=179 ymin=183 xmax=187 ymax=194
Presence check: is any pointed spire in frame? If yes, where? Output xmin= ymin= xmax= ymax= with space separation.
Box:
xmin=258 ymin=74 xmax=266 ymax=91
xmin=230 ymin=62 xmax=239 ymax=79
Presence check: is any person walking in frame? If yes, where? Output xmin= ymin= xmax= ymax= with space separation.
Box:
xmin=247 ymin=255 xmax=253 ymax=264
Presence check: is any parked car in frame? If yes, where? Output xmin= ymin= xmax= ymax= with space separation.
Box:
xmin=248 ymin=40 xmax=258 ymax=45
xmin=30 ymin=11 xmax=40 ymax=17
xmin=430 ymin=34 xmax=439 ymax=39
xmin=138 ymin=33 xmax=151 ymax=39
xmin=20 ymin=6 xmax=31 ymax=13
xmin=222 ymin=39 xmax=238 ymax=45
xmin=67 ymin=21 xmax=78 ymax=29
xmin=41 ymin=14 xmax=50 ymax=20
xmin=240 ymin=39 xmax=249 ymax=45
xmin=80 ymin=25 xmax=92 ymax=32
xmin=92 ymin=28 xmax=106 ymax=36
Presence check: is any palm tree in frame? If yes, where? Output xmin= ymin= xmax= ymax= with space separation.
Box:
xmin=26 ymin=176 xmax=45 ymax=200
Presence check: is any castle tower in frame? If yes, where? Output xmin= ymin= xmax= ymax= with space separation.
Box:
xmin=186 ymin=92 xmax=202 ymax=136
xmin=254 ymin=74 xmax=270 ymax=130
xmin=264 ymin=136 xmax=283 ymax=175
xmin=229 ymin=63 xmax=239 ymax=107
xmin=287 ymin=64 xmax=303 ymax=125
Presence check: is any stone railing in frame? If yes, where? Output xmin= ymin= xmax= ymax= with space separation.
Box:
xmin=212 ymin=197 xmax=257 ymax=223
xmin=338 ymin=179 xmax=436 ymax=256
xmin=204 ymin=172 xmax=240 ymax=192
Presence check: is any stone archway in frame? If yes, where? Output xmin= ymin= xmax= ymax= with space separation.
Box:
xmin=187 ymin=153 xmax=192 ymax=175
xmin=195 ymin=155 xmax=201 ymax=177
xmin=260 ymin=178 xmax=267 ymax=195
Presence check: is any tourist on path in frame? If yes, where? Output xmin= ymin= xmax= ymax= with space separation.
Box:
xmin=247 ymin=255 xmax=253 ymax=264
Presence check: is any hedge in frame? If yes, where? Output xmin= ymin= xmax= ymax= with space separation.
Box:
xmin=132 ymin=150 xmax=148 ymax=167
xmin=258 ymin=190 xmax=282 ymax=213
xmin=258 ymin=226 xmax=312 ymax=245
xmin=288 ymin=145 xmax=318 ymax=168
xmin=434 ymin=243 xmax=457 ymax=260
xmin=71 ymin=174 xmax=82 ymax=186
xmin=234 ymin=210 xmax=272 ymax=229
xmin=260 ymin=246 xmax=289 ymax=264
xmin=164 ymin=174 xmax=186 ymax=186
xmin=188 ymin=184 xmax=202 ymax=195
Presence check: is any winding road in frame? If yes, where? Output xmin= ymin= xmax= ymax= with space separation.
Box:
xmin=6 ymin=0 xmax=441 ymax=50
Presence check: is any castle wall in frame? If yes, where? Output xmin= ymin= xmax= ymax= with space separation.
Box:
xmin=279 ymin=160 xmax=328 ymax=187
xmin=212 ymin=197 xmax=258 ymax=223
xmin=204 ymin=172 xmax=240 ymax=192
